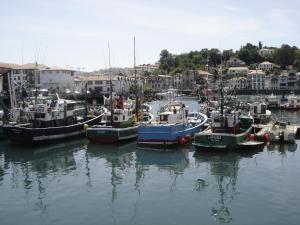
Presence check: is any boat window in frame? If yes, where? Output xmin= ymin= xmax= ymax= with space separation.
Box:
xmin=261 ymin=104 xmax=266 ymax=113
xmin=160 ymin=115 xmax=168 ymax=122
xmin=254 ymin=106 xmax=257 ymax=114
xmin=213 ymin=118 xmax=220 ymax=123
xmin=67 ymin=104 xmax=75 ymax=110
xmin=123 ymin=115 xmax=125 ymax=120
xmin=50 ymin=100 xmax=57 ymax=108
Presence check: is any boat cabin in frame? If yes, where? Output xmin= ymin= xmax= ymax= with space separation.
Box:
xmin=158 ymin=101 xmax=188 ymax=124
xmin=101 ymin=98 xmax=136 ymax=128
xmin=210 ymin=110 xmax=241 ymax=133
xmin=250 ymin=102 xmax=267 ymax=115
xmin=29 ymin=98 xmax=85 ymax=127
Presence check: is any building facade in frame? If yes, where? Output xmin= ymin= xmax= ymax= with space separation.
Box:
xmin=247 ymin=70 xmax=266 ymax=90
xmin=40 ymin=67 xmax=75 ymax=92
xmin=227 ymin=67 xmax=249 ymax=77
xmin=258 ymin=61 xmax=273 ymax=71
xmin=258 ymin=48 xmax=274 ymax=58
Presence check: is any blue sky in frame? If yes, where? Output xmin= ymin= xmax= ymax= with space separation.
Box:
xmin=1 ymin=0 xmax=299 ymax=71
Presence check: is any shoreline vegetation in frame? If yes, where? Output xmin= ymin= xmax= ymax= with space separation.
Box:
xmin=152 ymin=42 xmax=300 ymax=76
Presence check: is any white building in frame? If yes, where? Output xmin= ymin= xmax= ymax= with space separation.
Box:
xmin=229 ymin=77 xmax=248 ymax=90
xmin=247 ymin=70 xmax=266 ymax=90
xmin=148 ymin=75 xmax=173 ymax=92
xmin=136 ymin=63 xmax=159 ymax=74
xmin=278 ymin=74 xmax=288 ymax=90
xmin=227 ymin=67 xmax=249 ymax=77
xmin=10 ymin=63 xmax=45 ymax=87
xmin=39 ymin=66 xmax=75 ymax=92
xmin=75 ymin=75 xmax=136 ymax=95
xmin=258 ymin=61 xmax=273 ymax=71
xmin=258 ymin=48 xmax=274 ymax=58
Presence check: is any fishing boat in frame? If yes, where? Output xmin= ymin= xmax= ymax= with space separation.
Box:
xmin=249 ymin=102 xmax=272 ymax=124
xmin=266 ymin=93 xmax=278 ymax=109
xmin=86 ymin=97 xmax=148 ymax=143
xmin=193 ymin=67 xmax=254 ymax=151
xmin=86 ymin=37 xmax=153 ymax=144
xmin=137 ymin=100 xmax=208 ymax=146
xmin=279 ymin=93 xmax=300 ymax=110
xmin=3 ymin=95 xmax=104 ymax=144
xmin=141 ymin=103 xmax=152 ymax=112
xmin=0 ymin=110 xmax=4 ymax=139
xmin=193 ymin=110 xmax=253 ymax=151
xmin=254 ymin=121 xmax=297 ymax=144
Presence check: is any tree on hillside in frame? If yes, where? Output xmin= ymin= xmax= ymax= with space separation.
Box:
xmin=159 ymin=49 xmax=174 ymax=74
xmin=293 ymin=49 xmax=300 ymax=71
xmin=273 ymin=44 xmax=296 ymax=68
xmin=209 ymin=48 xmax=221 ymax=66
xmin=258 ymin=41 xmax=262 ymax=49
xmin=222 ymin=49 xmax=234 ymax=61
xmin=237 ymin=43 xmax=262 ymax=65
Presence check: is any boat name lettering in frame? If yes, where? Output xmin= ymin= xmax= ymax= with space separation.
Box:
xmin=96 ymin=131 xmax=106 ymax=134
xmin=207 ymin=135 xmax=221 ymax=141
xmin=11 ymin=129 xmax=22 ymax=135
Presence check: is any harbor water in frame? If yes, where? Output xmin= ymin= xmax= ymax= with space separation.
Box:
xmin=1 ymin=98 xmax=300 ymax=225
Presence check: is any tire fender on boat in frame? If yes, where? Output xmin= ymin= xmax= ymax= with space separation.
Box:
xmin=83 ymin=123 xmax=89 ymax=131
xmin=263 ymin=132 xmax=270 ymax=142
xmin=185 ymin=134 xmax=191 ymax=141
xmin=247 ymin=133 xmax=255 ymax=141
xmin=178 ymin=137 xmax=187 ymax=145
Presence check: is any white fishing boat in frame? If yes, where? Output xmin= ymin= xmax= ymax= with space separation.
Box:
xmin=249 ymin=102 xmax=272 ymax=125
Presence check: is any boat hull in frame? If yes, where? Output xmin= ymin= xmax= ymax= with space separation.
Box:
xmin=86 ymin=125 xmax=139 ymax=143
xmin=137 ymin=122 xmax=204 ymax=146
xmin=3 ymin=115 xmax=102 ymax=145
xmin=193 ymin=127 xmax=252 ymax=151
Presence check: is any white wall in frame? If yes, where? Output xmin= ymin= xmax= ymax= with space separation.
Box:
xmin=40 ymin=70 xmax=74 ymax=91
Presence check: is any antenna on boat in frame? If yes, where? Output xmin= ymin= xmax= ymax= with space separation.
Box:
xmin=108 ymin=41 xmax=113 ymax=125
xmin=134 ymin=36 xmax=139 ymax=122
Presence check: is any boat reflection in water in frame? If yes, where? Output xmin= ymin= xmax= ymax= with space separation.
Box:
xmin=193 ymin=150 xmax=258 ymax=223
xmin=266 ymin=142 xmax=297 ymax=154
xmin=87 ymin=141 xmax=136 ymax=201
xmin=0 ymin=138 xmax=88 ymax=215
xmin=136 ymin=147 xmax=189 ymax=173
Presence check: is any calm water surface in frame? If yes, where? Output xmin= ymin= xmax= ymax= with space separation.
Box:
xmin=1 ymin=98 xmax=300 ymax=225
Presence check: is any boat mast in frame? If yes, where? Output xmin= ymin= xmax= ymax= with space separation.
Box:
xmin=108 ymin=41 xmax=113 ymax=124
xmin=134 ymin=36 xmax=139 ymax=121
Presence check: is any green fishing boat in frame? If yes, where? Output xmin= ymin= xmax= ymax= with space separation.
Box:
xmin=193 ymin=66 xmax=254 ymax=151
xmin=193 ymin=111 xmax=253 ymax=151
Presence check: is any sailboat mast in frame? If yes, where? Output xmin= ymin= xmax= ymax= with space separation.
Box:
xmin=108 ymin=41 xmax=113 ymax=124
xmin=134 ymin=36 xmax=139 ymax=121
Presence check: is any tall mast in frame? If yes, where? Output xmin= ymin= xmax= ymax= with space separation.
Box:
xmin=134 ymin=36 xmax=139 ymax=121
xmin=108 ymin=41 xmax=113 ymax=124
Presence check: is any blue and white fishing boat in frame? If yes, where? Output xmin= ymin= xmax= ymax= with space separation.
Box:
xmin=137 ymin=100 xmax=207 ymax=146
